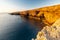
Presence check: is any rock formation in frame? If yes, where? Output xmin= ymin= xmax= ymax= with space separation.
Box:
xmin=19 ymin=4 xmax=60 ymax=25
xmin=34 ymin=18 xmax=60 ymax=40
xmin=19 ymin=4 xmax=60 ymax=40
xmin=10 ymin=4 xmax=60 ymax=25
xmin=10 ymin=4 xmax=60 ymax=40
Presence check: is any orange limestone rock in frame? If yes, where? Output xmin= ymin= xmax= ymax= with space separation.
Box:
xmin=18 ymin=4 xmax=60 ymax=25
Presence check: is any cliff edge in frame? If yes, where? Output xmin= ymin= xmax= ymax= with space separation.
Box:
xmin=19 ymin=4 xmax=60 ymax=25
xmin=34 ymin=18 xmax=60 ymax=40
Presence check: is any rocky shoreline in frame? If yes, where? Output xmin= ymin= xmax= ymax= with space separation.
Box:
xmin=33 ymin=18 xmax=60 ymax=40
xmin=10 ymin=4 xmax=60 ymax=25
xmin=10 ymin=4 xmax=60 ymax=40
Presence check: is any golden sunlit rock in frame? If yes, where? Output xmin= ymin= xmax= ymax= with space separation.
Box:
xmin=18 ymin=4 xmax=60 ymax=25
xmin=11 ymin=4 xmax=60 ymax=25
xmin=10 ymin=4 xmax=60 ymax=40
xmin=44 ymin=12 xmax=59 ymax=24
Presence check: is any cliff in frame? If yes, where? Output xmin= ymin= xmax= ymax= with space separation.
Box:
xmin=10 ymin=4 xmax=60 ymax=40
xmin=10 ymin=4 xmax=60 ymax=25
xmin=19 ymin=4 xmax=60 ymax=40
xmin=34 ymin=18 xmax=60 ymax=40
xmin=19 ymin=4 xmax=60 ymax=25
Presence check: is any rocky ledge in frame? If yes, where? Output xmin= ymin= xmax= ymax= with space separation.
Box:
xmin=33 ymin=18 xmax=60 ymax=40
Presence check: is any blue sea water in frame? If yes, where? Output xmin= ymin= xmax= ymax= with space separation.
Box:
xmin=0 ymin=13 xmax=45 ymax=40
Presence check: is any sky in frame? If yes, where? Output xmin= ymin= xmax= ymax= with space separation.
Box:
xmin=0 ymin=0 xmax=60 ymax=13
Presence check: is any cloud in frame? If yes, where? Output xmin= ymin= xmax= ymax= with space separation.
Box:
xmin=0 ymin=0 xmax=21 ymax=13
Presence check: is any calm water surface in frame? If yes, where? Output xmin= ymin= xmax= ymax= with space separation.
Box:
xmin=0 ymin=14 xmax=45 ymax=40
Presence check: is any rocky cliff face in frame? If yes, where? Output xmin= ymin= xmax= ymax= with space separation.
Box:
xmin=10 ymin=4 xmax=60 ymax=40
xmin=19 ymin=4 xmax=60 ymax=40
xmin=34 ymin=18 xmax=60 ymax=40
xmin=19 ymin=4 xmax=60 ymax=25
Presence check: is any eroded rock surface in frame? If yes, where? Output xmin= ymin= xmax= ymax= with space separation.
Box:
xmin=34 ymin=18 xmax=60 ymax=40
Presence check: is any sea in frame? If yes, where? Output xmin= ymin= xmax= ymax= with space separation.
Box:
xmin=0 ymin=13 xmax=45 ymax=40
